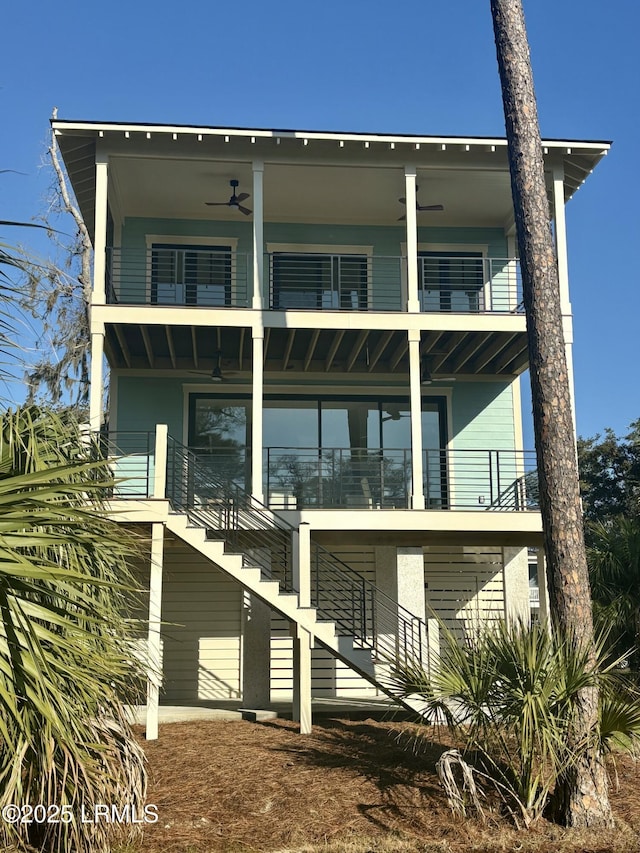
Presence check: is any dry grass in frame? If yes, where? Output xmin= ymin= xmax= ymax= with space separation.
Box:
xmin=129 ymin=717 xmax=640 ymax=853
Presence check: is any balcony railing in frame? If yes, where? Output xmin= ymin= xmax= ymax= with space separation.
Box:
xmin=418 ymin=256 xmax=522 ymax=314
xmin=265 ymin=253 xmax=404 ymax=312
xmin=266 ymin=446 xmax=538 ymax=511
xmin=106 ymin=248 xmax=251 ymax=307
xmin=101 ymin=431 xmax=156 ymax=498
xmin=104 ymin=247 xmax=524 ymax=314
xmin=98 ymin=433 xmax=538 ymax=512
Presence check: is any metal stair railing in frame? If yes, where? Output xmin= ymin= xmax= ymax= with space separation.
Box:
xmin=165 ymin=436 xmax=430 ymax=674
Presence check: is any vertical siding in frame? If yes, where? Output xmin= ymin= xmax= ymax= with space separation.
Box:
xmin=424 ymin=545 xmax=504 ymax=644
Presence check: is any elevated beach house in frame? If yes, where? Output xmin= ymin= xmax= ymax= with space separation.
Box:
xmin=52 ymin=118 xmax=609 ymax=737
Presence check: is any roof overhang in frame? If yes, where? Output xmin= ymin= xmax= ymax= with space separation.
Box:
xmin=51 ymin=119 xmax=611 ymax=242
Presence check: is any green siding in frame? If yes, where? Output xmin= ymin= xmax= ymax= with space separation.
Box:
xmin=452 ymin=382 xmax=515 ymax=450
xmin=121 ymin=218 xmax=507 ymax=257
xmin=115 ymin=376 xmax=184 ymax=438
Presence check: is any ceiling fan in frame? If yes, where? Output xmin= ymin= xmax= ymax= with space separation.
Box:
xmin=188 ymin=351 xmax=239 ymax=383
xmin=205 ymin=179 xmax=252 ymax=216
xmin=398 ymin=186 xmax=444 ymax=221
xmin=420 ymin=354 xmax=457 ymax=384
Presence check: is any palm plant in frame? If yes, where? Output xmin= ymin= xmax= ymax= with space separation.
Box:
xmin=588 ymin=517 xmax=640 ymax=670
xmin=384 ymin=619 xmax=640 ymax=827
xmin=0 ymin=406 xmax=146 ymax=853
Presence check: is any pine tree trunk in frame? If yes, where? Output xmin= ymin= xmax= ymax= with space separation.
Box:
xmin=490 ymin=0 xmax=612 ymax=827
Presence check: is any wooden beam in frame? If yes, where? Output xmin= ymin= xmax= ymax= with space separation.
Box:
xmin=420 ymin=330 xmax=445 ymax=355
xmin=431 ymin=333 xmax=465 ymax=372
xmin=346 ymin=330 xmax=369 ymax=372
xmin=263 ymin=327 xmax=271 ymax=366
xmin=367 ymin=330 xmax=394 ymax=372
xmin=141 ymin=326 xmax=154 ymax=368
xmin=191 ymin=327 xmax=199 ymax=369
xmin=447 ymin=332 xmax=492 ymax=372
xmin=469 ymin=334 xmax=513 ymax=373
xmin=103 ymin=335 xmax=116 ymax=367
xmin=165 ymin=326 xmax=176 ymax=369
xmin=325 ymin=330 xmax=345 ymax=372
xmin=493 ymin=338 xmax=529 ymax=373
xmin=389 ymin=338 xmax=408 ymax=371
xmin=282 ymin=329 xmax=296 ymax=370
xmin=114 ymin=326 xmax=131 ymax=368
xmin=304 ymin=329 xmax=320 ymax=372
xmin=238 ymin=327 xmax=246 ymax=371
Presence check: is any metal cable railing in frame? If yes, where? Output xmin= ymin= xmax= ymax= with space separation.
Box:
xmin=165 ymin=436 xmax=429 ymax=672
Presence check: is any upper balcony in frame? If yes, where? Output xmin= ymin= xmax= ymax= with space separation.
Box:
xmin=106 ymin=248 xmax=523 ymax=315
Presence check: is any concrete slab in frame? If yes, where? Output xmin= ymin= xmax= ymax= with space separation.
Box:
xmin=127 ymin=695 xmax=415 ymax=727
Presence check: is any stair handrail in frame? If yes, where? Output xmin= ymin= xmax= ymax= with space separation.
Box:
xmin=165 ymin=435 xmax=430 ymax=670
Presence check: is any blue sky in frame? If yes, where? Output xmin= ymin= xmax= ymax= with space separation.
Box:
xmin=2 ymin=0 xmax=638 ymax=441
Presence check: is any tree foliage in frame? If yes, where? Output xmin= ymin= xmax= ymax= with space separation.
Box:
xmin=20 ymin=108 xmax=92 ymax=409
xmin=1 ymin=216 xmax=146 ymax=852
xmin=578 ymin=420 xmax=640 ymax=524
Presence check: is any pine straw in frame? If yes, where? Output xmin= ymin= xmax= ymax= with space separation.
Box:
xmin=130 ymin=717 xmax=640 ymax=853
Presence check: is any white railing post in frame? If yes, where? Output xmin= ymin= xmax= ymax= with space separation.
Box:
xmin=146 ymin=521 xmax=164 ymax=740
xmin=294 ymin=522 xmax=311 ymax=608
xmin=153 ymin=424 xmax=168 ymax=499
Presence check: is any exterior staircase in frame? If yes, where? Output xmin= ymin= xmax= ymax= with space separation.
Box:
xmin=164 ymin=437 xmax=431 ymax=716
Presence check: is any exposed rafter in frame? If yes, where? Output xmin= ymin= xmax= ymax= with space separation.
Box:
xmin=389 ymin=338 xmax=408 ymax=371
xmin=447 ymin=332 xmax=492 ymax=372
xmin=304 ymin=329 xmax=320 ymax=372
xmin=367 ymin=330 xmax=394 ymax=372
xmin=346 ymin=330 xmax=369 ymax=372
xmin=282 ymin=329 xmax=296 ymax=370
xmin=469 ymin=334 xmax=514 ymax=373
xmin=114 ymin=326 xmax=131 ymax=368
xmin=325 ymin=330 xmax=345 ymax=372
xmin=141 ymin=326 xmax=154 ymax=368
xmin=191 ymin=327 xmax=199 ymax=369
xmin=165 ymin=326 xmax=177 ymax=369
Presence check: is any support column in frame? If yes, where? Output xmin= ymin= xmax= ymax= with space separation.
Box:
xmin=242 ymin=592 xmax=272 ymax=707
xmin=408 ymin=330 xmax=425 ymax=510
xmin=252 ymin=160 xmax=264 ymax=309
xmin=93 ymin=152 xmax=108 ymax=304
xmin=146 ymin=522 xmax=165 ymax=741
xmin=89 ymin=329 xmax=105 ymax=431
xmin=553 ymin=166 xmax=577 ymax=438
xmin=251 ymin=331 xmax=264 ymax=502
xmin=404 ymin=166 xmax=420 ymax=313
xmin=292 ymin=624 xmax=312 ymax=734
xmin=502 ymin=547 xmax=531 ymax=625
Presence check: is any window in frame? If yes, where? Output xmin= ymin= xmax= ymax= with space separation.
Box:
xmin=151 ymin=243 xmax=232 ymax=306
xmin=419 ymin=251 xmax=484 ymax=312
xmin=271 ymin=253 xmax=368 ymax=309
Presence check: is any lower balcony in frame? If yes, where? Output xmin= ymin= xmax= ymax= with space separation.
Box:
xmin=104 ymin=432 xmax=538 ymax=513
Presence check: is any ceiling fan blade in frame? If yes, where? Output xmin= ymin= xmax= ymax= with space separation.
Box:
xmin=205 ymin=202 xmax=229 ymax=206
xmin=238 ymin=205 xmax=252 ymax=216
xmin=236 ymin=192 xmax=250 ymax=203
xmin=418 ymin=204 xmax=444 ymax=211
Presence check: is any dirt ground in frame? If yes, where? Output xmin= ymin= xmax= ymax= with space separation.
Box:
xmin=134 ymin=717 xmax=640 ymax=853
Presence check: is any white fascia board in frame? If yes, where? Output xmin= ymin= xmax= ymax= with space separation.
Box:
xmin=51 ymin=121 xmax=611 ymax=154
